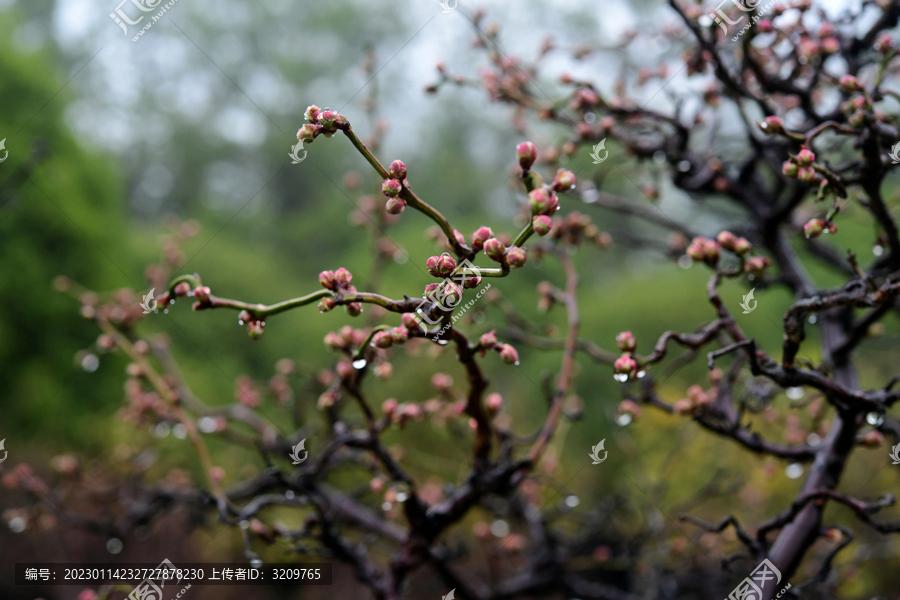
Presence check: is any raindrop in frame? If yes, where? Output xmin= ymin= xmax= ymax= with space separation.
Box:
xmin=198 ymin=417 xmax=217 ymax=433
xmin=786 ymin=387 xmax=804 ymax=400
xmin=238 ymin=319 xmax=245 ymax=325
xmin=285 ymin=490 xmax=295 ymax=499
xmin=239 ymin=520 xmax=250 ymax=530
xmin=785 ymin=463 xmax=804 ymax=479
xmin=81 ymin=353 xmax=100 ymax=373
xmin=866 ymin=412 xmax=884 ymax=426
xmin=250 ymin=558 xmax=263 ymax=569
xmin=653 ymin=150 xmax=666 ymax=164
xmin=677 ymin=255 xmax=693 ymax=269
xmin=472 ymin=311 xmax=486 ymax=324
xmin=381 ymin=502 xmax=392 ymax=512
xmin=584 ymin=112 xmax=596 ymax=124
xmin=436 ymin=339 xmax=449 ymax=346
xmin=565 ymin=495 xmax=580 ymax=508
xmin=808 ymin=315 xmax=817 ymax=324
xmin=490 ymin=519 xmax=510 ymax=537
xmin=873 ymin=245 xmax=884 ymax=257
xmin=698 ymin=14 xmax=713 ymax=26
xmin=514 ymin=361 xmax=520 ymax=366
xmin=8 ymin=517 xmax=26 ymax=533
xmin=582 ymin=189 xmax=599 ymax=204
xmin=613 ymin=373 xmax=629 ymax=383
xmin=172 ymin=423 xmax=187 ymax=439
xmin=153 ymin=423 xmax=171 ymax=438
xmin=678 ymin=160 xmax=691 ymax=172
xmin=807 ymin=433 xmax=821 ymax=446
xmin=107 ymin=538 xmax=124 ymax=554
xmin=396 ymin=492 xmax=408 ymax=503
xmin=163 ymin=309 xmax=169 ymax=314
xmin=616 ymin=413 xmax=633 ymax=426
xmin=636 ymin=370 xmax=647 ymax=379
xmin=352 ymin=359 xmax=367 ymax=369
xmin=393 ymin=251 xmax=409 ymax=265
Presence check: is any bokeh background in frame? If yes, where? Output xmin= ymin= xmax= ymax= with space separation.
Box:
xmin=1 ymin=0 xmax=899 ymax=598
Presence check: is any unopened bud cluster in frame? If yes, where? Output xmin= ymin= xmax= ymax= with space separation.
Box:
xmin=381 ymin=160 xmax=410 ymax=214
xmin=685 ymin=231 xmax=772 ymax=278
xmin=298 ymin=104 xmax=349 ymax=144
xmin=477 ymin=330 xmax=519 ymax=365
xmin=782 ymin=147 xmax=819 ymax=184
xmin=318 ymin=267 xmax=362 ymax=316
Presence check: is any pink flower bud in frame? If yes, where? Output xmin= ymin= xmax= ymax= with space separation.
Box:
xmin=744 ymin=256 xmax=772 ymax=277
xmin=426 ymin=253 xmax=457 ymax=278
xmin=335 ymin=267 xmax=353 ymax=288
xmin=247 ymin=320 xmax=265 ymax=340
xmin=528 ymin=188 xmax=559 ymax=215
xmin=480 ymin=330 xmax=497 ymax=350
xmin=385 ymin=197 xmax=406 ymax=214
xmin=209 ymin=466 xmax=225 ymax=484
xmin=304 ymin=105 xmax=321 ymax=122
xmin=797 ymin=166 xmax=818 ymax=183
xmin=821 ymin=37 xmax=840 ymax=54
xmin=318 ymin=389 xmax=339 ymax=409
xmin=716 ymin=231 xmax=737 ymax=251
xmin=686 ymin=242 xmax=705 ymax=262
xmin=484 ymin=238 xmax=507 ymax=262
xmin=875 ymin=33 xmax=893 ymax=53
xmin=848 ymin=110 xmax=865 ymax=128
xmin=431 ymin=373 xmax=453 ymax=391
xmin=552 ymin=169 xmax=576 ymax=191
xmin=532 ymin=215 xmax=553 ymax=236
xmin=471 ymin=226 xmax=495 ymax=251
xmin=851 ymin=95 xmax=867 ymax=109
xmin=733 ymin=237 xmax=752 ymax=255
xmin=382 ymin=179 xmax=402 ymax=197
xmin=839 ymin=75 xmax=862 ymax=93
xmin=505 ymin=246 xmax=527 ymax=269
xmin=462 ymin=272 xmax=483 ymax=289
xmin=173 ymin=281 xmax=191 ymax=297
xmin=317 ymin=109 xmax=343 ymax=131
xmin=803 ymin=218 xmax=835 ymax=238
xmin=757 ymin=18 xmax=774 ymax=32
xmin=498 ymin=344 xmax=519 ymax=365
xmin=373 ymin=330 xmax=393 ymax=348
xmin=78 ymin=590 xmax=99 ymax=600
xmin=424 ymin=283 xmax=440 ymax=295
xmin=298 ymin=123 xmax=318 ymax=143
xmin=614 ymin=354 xmax=637 ymax=376
xmin=382 ymin=398 xmax=398 ymax=417
xmin=517 ymin=141 xmax=537 ymax=170
xmin=782 ymin=161 xmax=798 ymax=178
xmin=402 ymin=313 xmax=420 ymax=330
xmin=860 ymin=430 xmax=884 ymax=447
xmin=336 ymin=361 xmax=353 ymax=380
xmin=319 ymin=270 xmax=337 ymax=290
xmin=390 ymin=327 xmax=408 ymax=344
xmin=616 ymin=331 xmax=636 ymax=353
xmin=193 ymin=286 xmax=211 ymax=305
xmin=442 ymin=281 xmax=463 ymax=304
xmin=346 ymin=302 xmax=363 ymax=317
xmin=796 ymin=148 xmax=815 ymax=166
xmin=238 ymin=309 xmax=253 ymax=323
xmin=324 ymin=332 xmax=343 ymax=349
xmin=760 ymin=116 xmax=784 ymax=134
xmin=389 ymin=160 xmax=407 ymax=180
xmin=485 ymin=392 xmax=503 ymax=414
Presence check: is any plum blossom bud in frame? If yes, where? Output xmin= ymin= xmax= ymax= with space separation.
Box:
xmin=875 ymin=33 xmax=893 ymax=53
xmin=803 ymin=218 xmax=826 ymax=238
xmin=686 ymin=241 xmax=705 ymax=262
xmin=442 ymin=281 xmax=463 ymax=305
xmin=382 ymin=398 xmax=398 ymax=417
xmin=385 ymin=197 xmax=406 ymax=214
xmin=498 ymin=344 xmax=519 ymax=364
xmin=485 ymin=393 xmax=503 ymax=414
xmin=733 ymin=237 xmax=752 ymax=255
xmin=484 ymin=238 xmax=506 ymax=262
xmin=209 ymin=466 xmax=225 ymax=484
xmin=552 ymin=169 xmax=576 ymax=191
xmin=716 ymin=230 xmax=737 ymax=251
xmin=193 ymin=286 xmax=211 ymax=305
xmin=304 ymin=105 xmax=321 ymax=122
xmin=758 ymin=18 xmax=774 ymax=32
xmin=614 ymin=354 xmax=637 ymax=376
xmin=796 ymin=148 xmax=815 ymax=166
xmin=346 ymin=302 xmax=363 ymax=317
xmin=424 ymin=283 xmax=440 ymax=295
xmin=821 ymin=37 xmax=840 ymax=54
xmin=390 ymin=327 xmax=408 ymax=344
xmin=247 ymin=320 xmax=265 ymax=339
xmin=744 ymin=256 xmax=772 ymax=277
xmin=782 ymin=161 xmax=798 ymax=178
xmin=318 ymin=389 xmax=339 ymax=409
xmin=426 ymin=253 xmax=457 ymax=278
xmin=336 ymin=362 xmax=353 ymax=379
xmin=505 ymin=246 xmax=527 ymax=269
xmin=462 ymin=272 xmax=482 ymax=289
xmin=797 ymin=166 xmax=818 ymax=183
xmin=616 ymin=331 xmax=636 ymax=353
xmin=860 ymin=430 xmax=884 ymax=447
xmin=173 ymin=281 xmax=191 ymax=297
xmin=848 ymin=110 xmax=865 ymax=128
xmin=532 ymin=215 xmax=553 ymax=236
xmin=373 ymin=330 xmax=393 ymax=349
xmin=324 ymin=332 xmax=343 ymax=349
xmin=334 ymin=267 xmax=352 ymax=288
xmin=297 ymin=124 xmax=318 ymax=143
xmin=480 ymin=331 xmax=498 ymax=350
xmin=389 ymin=160 xmax=407 ymax=180
xmin=319 ymin=270 xmax=337 ymax=290
xmin=382 ymin=179 xmax=402 ymax=197
xmin=618 ymin=399 xmax=642 ymax=418
xmin=839 ymin=75 xmax=862 ymax=93
xmin=528 ymin=188 xmax=559 ymax=215
xmin=401 ymin=313 xmax=420 ymax=330
xmin=317 ymin=110 xmax=343 ymax=131
xmin=760 ymin=116 xmax=784 ymax=134
xmin=432 ymin=373 xmax=453 ymax=391
xmin=517 ymin=141 xmax=537 ymax=170
xmin=375 ymin=362 xmax=393 ymax=380
xmin=472 ymin=226 xmax=494 ymax=251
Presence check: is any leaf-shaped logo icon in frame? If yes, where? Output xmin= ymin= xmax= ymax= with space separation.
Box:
xmin=890 ymin=444 xmax=900 ymax=465
xmin=442 ymin=589 xmax=456 ymax=600
xmin=0 ymin=138 xmax=7 ymax=163
xmin=589 ymin=138 xmax=608 ymax=164
xmin=289 ymin=141 xmax=307 ymax=164
xmin=140 ymin=288 xmax=157 ymax=314
xmin=589 ymin=439 xmax=608 ymax=464
xmin=290 ymin=438 xmax=308 ymax=465
xmin=0 ymin=439 xmax=7 ymax=464
xmin=890 ymin=141 xmax=900 ymax=165
xmin=740 ymin=287 xmax=757 ymax=314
